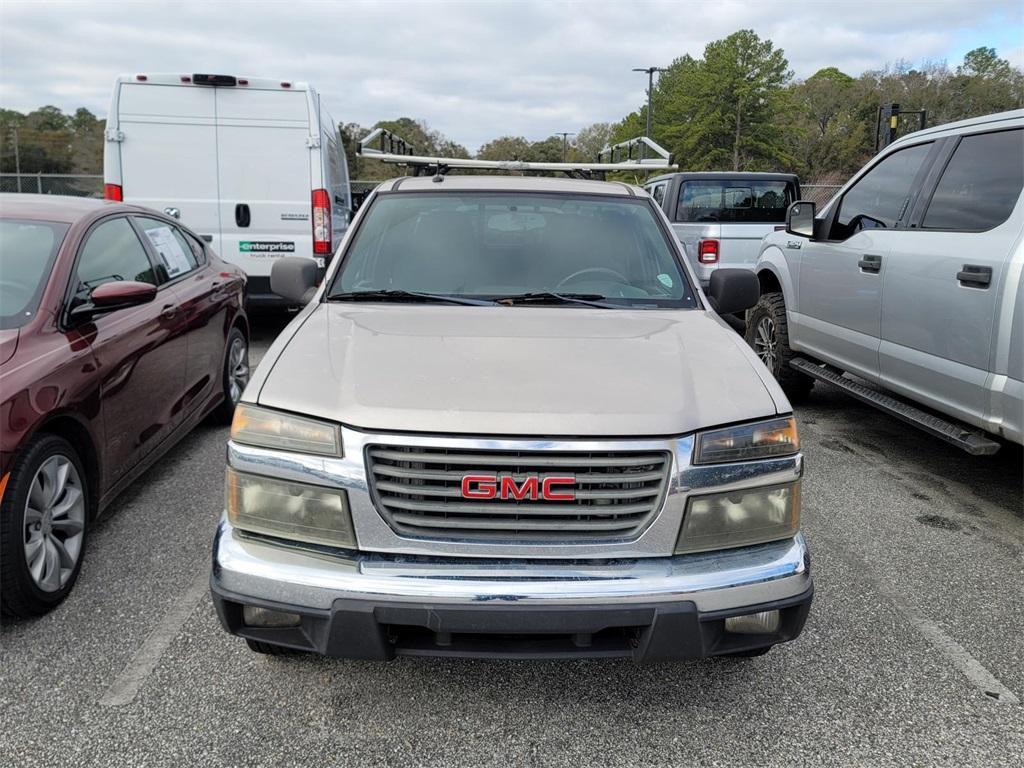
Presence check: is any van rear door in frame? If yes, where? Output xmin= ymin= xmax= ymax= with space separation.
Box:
xmin=214 ymin=87 xmax=313 ymax=296
xmin=116 ymin=83 xmax=222 ymax=253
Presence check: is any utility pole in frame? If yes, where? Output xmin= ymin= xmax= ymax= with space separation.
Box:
xmin=632 ymin=66 xmax=665 ymax=160
xmin=10 ymin=125 xmax=22 ymax=192
xmin=556 ymin=132 xmax=575 ymax=162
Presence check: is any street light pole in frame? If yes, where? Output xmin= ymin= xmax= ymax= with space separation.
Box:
xmin=556 ymin=132 xmax=575 ymax=162
xmin=10 ymin=126 xmax=22 ymax=193
xmin=632 ymin=66 xmax=665 ymax=161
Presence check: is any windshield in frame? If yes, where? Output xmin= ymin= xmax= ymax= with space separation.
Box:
xmin=329 ymin=192 xmax=696 ymax=309
xmin=0 ymin=219 xmax=69 ymax=330
xmin=675 ymin=180 xmax=796 ymax=223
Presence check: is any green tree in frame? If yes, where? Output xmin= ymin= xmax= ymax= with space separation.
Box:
xmin=571 ymin=122 xmax=614 ymax=161
xmin=627 ymin=32 xmax=792 ymax=172
xmin=476 ymin=136 xmax=533 ymax=161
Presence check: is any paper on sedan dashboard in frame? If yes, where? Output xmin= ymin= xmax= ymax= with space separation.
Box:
xmin=144 ymin=226 xmax=192 ymax=278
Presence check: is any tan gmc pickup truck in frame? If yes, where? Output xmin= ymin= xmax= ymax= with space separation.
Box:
xmin=210 ymin=175 xmax=812 ymax=661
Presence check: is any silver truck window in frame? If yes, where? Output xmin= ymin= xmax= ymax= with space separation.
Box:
xmin=922 ymin=128 xmax=1023 ymax=232
xmin=331 ymin=193 xmax=696 ymax=309
xmin=675 ymin=180 xmax=795 ymax=223
xmin=832 ymin=142 xmax=932 ymax=236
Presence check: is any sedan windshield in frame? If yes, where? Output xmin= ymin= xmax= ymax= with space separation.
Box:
xmin=0 ymin=219 xmax=69 ymax=330
xmin=329 ymin=192 xmax=696 ymax=309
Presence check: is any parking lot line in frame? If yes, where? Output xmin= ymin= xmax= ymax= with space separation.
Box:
xmin=818 ymin=531 xmax=1020 ymax=705
xmin=98 ymin=567 xmax=210 ymax=707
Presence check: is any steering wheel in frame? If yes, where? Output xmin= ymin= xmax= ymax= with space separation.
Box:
xmin=556 ymin=267 xmax=629 ymax=290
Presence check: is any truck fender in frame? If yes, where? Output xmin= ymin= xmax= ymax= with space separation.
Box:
xmin=754 ymin=245 xmax=797 ymax=308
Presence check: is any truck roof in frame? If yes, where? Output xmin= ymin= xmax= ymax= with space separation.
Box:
xmin=114 ymin=73 xmax=311 ymax=91
xmin=645 ymin=171 xmax=799 ymax=185
xmin=888 ymin=108 xmax=1023 ymax=147
xmin=376 ymin=175 xmax=643 ymax=196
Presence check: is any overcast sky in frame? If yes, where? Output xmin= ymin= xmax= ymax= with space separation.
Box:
xmin=1 ymin=0 xmax=1022 ymax=151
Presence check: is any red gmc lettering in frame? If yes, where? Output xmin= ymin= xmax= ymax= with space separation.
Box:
xmin=461 ymin=475 xmax=497 ymax=499
xmin=501 ymin=476 xmax=539 ymax=500
xmin=461 ymin=474 xmax=576 ymax=501
xmin=542 ymin=476 xmax=576 ymax=501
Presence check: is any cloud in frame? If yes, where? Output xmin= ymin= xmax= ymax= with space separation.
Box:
xmin=0 ymin=0 xmax=1020 ymax=152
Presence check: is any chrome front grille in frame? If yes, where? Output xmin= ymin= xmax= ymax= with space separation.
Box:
xmin=366 ymin=445 xmax=672 ymax=542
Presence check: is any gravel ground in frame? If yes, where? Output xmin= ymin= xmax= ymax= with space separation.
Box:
xmin=1 ymin=312 xmax=1021 ymax=768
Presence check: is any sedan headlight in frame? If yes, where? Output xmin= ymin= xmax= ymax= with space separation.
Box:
xmin=694 ymin=417 xmax=798 ymax=465
xmin=231 ymin=404 xmax=341 ymax=456
xmin=226 ymin=468 xmax=356 ymax=549
xmin=675 ymin=482 xmax=800 ymax=554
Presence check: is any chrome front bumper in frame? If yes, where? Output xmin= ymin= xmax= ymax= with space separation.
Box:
xmin=211 ymin=520 xmax=812 ymax=659
xmin=212 ymin=518 xmax=810 ymax=613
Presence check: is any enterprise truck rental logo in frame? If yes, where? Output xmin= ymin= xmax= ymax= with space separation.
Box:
xmin=239 ymin=241 xmax=296 ymax=254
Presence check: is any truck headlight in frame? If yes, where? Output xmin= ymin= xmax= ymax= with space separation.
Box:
xmin=226 ymin=468 xmax=356 ymax=549
xmin=674 ymin=482 xmax=800 ymax=554
xmin=694 ymin=417 xmax=798 ymax=465
xmin=231 ymin=404 xmax=341 ymax=456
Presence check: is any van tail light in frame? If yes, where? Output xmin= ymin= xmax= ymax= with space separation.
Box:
xmin=312 ymin=189 xmax=331 ymax=255
xmin=698 ymin=239 xmax=719 ymax=264
xmin=104 ymin=184 xmax=123 ymax=201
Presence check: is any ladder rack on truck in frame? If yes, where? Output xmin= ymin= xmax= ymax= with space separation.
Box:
xmin=357 ymin=129 xmax=677 ymax=179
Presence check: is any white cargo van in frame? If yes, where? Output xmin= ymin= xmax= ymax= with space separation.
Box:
xmin=103 ymin=73 xmax=351 ymax=306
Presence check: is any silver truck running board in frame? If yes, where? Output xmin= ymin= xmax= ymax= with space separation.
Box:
xmin=789 ymin=358 xmax=1001 ymax=456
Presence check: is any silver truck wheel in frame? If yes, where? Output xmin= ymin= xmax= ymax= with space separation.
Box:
xmin=745 ymin=292 xmax=813 ymax=402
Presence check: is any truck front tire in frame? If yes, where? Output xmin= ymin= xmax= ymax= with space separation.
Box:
xmin=746 ymin=292 xmax=813 ymax=403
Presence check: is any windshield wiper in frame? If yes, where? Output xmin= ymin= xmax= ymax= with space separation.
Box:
xmin=494 ymin=291 xmax=620 ymax=309
xmin=327 ymin=290 xmax=495 ymax=306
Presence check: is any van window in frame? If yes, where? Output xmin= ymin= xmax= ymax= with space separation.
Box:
xmin=73 ymin=218 xmax=157 ymax=307
xmin=831 ymin=143 xmax=932 ymax=238
xmin=675 ymin=180 xmax=795 ymax=223
xmin=136 ymin=217 xmax=200 ymax=281
xmin=922 ymin=129 xmax=1023 ymax=231
xmin=648 ymin=183 xmax=667 ymax=205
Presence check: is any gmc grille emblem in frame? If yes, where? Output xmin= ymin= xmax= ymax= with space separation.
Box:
xmin=461 ymin=474 xmax=576 ymax=501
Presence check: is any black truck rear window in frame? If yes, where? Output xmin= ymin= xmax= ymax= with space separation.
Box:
xmin=675 ymin=180 xmax=796 ymax=223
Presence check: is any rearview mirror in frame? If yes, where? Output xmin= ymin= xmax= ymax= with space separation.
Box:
xmin=706 ymin=268 xmax=759 ymax=316
xmin=786 ymin=201 xmax=816 ymax=238
xmin=271 ymin=257 xmax=319 ymax=305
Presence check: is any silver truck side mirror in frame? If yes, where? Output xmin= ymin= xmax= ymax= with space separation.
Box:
xmin=786 ymin=201 xmax=816 ymax=238
xmin=271 ymin=257 xmax=319 ymax=305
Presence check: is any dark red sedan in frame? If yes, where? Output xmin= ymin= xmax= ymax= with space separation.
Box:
xmin=0 ymin=194 xmax=248 ymax=616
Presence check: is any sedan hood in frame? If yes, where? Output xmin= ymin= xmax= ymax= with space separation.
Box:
xmin=256 ymin=304 xmax=784 ymax=437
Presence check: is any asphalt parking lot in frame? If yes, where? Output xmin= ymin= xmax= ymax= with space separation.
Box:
xmin=1 ymin=313 xmax=1022 ymax=768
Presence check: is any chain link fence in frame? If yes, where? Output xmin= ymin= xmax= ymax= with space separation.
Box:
xmin=801 ymin=183 xmax=843 ymax=207
xmin=1 ymin=173 xmax=104 ymax=197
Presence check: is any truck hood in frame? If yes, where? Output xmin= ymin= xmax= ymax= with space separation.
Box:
xmin=256 ymin=304 xmax=784 ymax=437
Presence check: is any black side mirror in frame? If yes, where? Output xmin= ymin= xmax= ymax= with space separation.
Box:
xmin=786 ymin=200 xmax=816 ymax=238
xmin=270 ymin=257 xmax=319 ymax=304
xmin=706 ymin=268 xmax=760 ymax=316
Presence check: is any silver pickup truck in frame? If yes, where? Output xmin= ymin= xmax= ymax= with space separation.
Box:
xmin=749 ymin=110 xmax=1023 ymax=453
xmin=210 ymin=176 xmax=812 ymax=661
xmin=645 ymin=172 xmax=800 ymax=287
